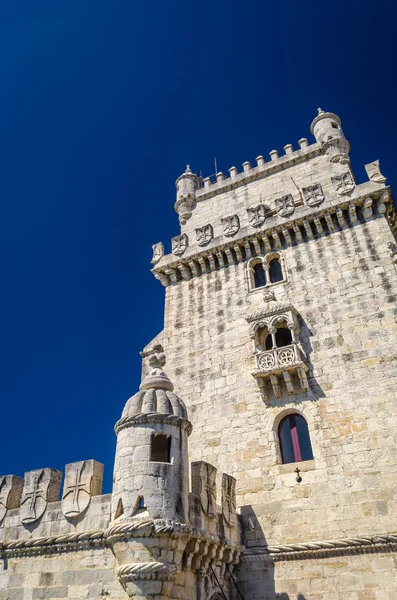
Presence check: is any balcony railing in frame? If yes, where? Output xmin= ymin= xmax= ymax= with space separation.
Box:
xmin=255 ymin=343 xmax=303 ymax=373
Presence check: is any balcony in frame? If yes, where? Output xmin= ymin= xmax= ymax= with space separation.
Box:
xmin=252 ymin=343 xmax=309 ymax=400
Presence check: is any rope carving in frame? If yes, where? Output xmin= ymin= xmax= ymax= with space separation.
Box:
xmin=117 ymin=562 xmax=177 ymax=581
xmin=266 ymin=533 xmax=397 ymax=554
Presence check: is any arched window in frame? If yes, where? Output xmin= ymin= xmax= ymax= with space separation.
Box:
xmin=269 ymin=257 xmax=283 ymax=283
xmin=278 ymin=414 xmax=313 ymax=464
xmin=275 ymin=327 xmax=292 ymax=347
xmin=253 ymin=263 xmax=266 ymax=288
xmin=151 ymin=434 xmax=171 ymax=462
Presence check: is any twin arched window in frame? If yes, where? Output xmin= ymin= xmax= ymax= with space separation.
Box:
xmin=250 ymin=255 xmax=284 ymax=290
xmin=278 ymin=414 xmax=313 ymax=464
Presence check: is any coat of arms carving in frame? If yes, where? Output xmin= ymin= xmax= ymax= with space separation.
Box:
xmin=222 ymin=215 xmax=240 ymax=237
xmin=302 ymin=184 xmax=325 ymax=207
xmin=196 ymin=224 xmax=213 ymax=246
xmin=247 ymin=204 xmax=266 ymax=227
xmin=191 ymin=461 xmax=217 ymax=518
xmin=151 ymin=242 xmax=164 ymax=264
xmin=0 ymin=475 xmax=23 ymax=524
xmin=172 ymin=234 xmax=188 ymax=256
xmin=62 ymin=460 xmax=104 ymax=518
xmin=275 ymin=194 xmax=295 ymax=217
xmin=20 ymin=468 xmax=62 ymax=524
xmin=331 ymin=172 xmax=355 ymax=195
xmin=221 ymin=473 xmax=237 ymax=527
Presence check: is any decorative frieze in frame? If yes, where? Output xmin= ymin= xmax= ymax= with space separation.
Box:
xmin=152 ymin=193 xmax=389 ymax=286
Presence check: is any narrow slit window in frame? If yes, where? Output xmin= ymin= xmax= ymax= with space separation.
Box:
xmin=269 ymin=258 xmax=283 ymax=283
xmin=253 ymin=263 xmax=266 ymax=288
xmin=278 ymin=414 xmax=313 ymax=464
xmin=151 ymin=434 xmax=171 ymax=463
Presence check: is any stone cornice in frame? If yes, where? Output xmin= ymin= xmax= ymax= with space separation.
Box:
xmin=152 ymin=187 xmax=393 ymax=287
xmin=114 ymin=413 xmax=193 ymax=436
xmin=241 ymin=532 xmax=397 ymax=563
xmin=0 ymin=519 xmax=242 ymax=560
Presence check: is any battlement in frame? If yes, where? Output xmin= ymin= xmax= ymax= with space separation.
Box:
xmin=198 ymin=137 xmax=317 ymax=200
xmin=0 ymin=459 xmax=238 ymax=548
xmin=151 ymin=109 xmax=394 ymax=287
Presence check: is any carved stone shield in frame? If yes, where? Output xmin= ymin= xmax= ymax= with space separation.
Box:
xmin=247 ymin=205 xmax=266 ymax=227
xmin=0 ymin=475 xmax=23 ymax=524
xmin=302 ymin=184 xmax=324 ymax=207
xmin=20 ymin=468 xmax=62 ymax=524
xmin=275 ymin=195 xmax=295 ymax=217
xmin=331 ymin=172 xmax=355 ymax=195
xmin=172 ymin=234 xmax=188 ymax=256
xmin=191 ymin=461 xmax=217 ymax=518
xmin=151 ymin=242 xmax=164 ymax=264
xmin=221 ymin=473 xmax=236 ymax=527
xmin=196 ymin=224 xmax=213 ymax=246
xmin=62 ymin=460 xmax=104 ymax=518
xmin=222 ymin=215 xmax=240 ymax=237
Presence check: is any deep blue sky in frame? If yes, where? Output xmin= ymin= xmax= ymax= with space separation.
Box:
xmin=1 ymin=1 xmax=396 ymax=493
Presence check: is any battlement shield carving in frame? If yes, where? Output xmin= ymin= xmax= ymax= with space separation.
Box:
xmin=275 ymin=195 xmax=295 ymax=217
xmin=222 ymin=215 xmax=240 ymax=236
xmin=332 ymin=172 xmax=355 ymax=195
xmin=0 ymin=475 xmax=23 ymax=525
xmin=196 ymin=224 xmax=213 ymax=246
xmin=172 ymin=234 xmax=188 ymax=256
xmin=20 ymin=468 xmax=62 ymax=524
xmin=247 ymin=204 xmax=266 ymax=227
xmin=221 ymin=473 xmax=236 ymax=528
xmin=62 ymin=460 xmax=104 ymax=518
xmin=191 ymin=461 xmax=217 ymax=518
xmin=302 ymin=184 xmax=325 ymax=207
xmin=151 ymin=242 xmax=164 ymax=264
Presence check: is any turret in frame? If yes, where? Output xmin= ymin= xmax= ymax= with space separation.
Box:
xmin=111 ymin=349 xmax=191 ymax=523
xmin=174 ymin=165 xmax=200 ymax=225
xmin=310 ymin=108 xmax=350 ymax=164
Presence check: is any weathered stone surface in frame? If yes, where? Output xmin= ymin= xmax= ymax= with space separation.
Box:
xmin=1 ymin=108 xmax=397 ymax=599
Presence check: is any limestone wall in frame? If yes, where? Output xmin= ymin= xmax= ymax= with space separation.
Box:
xmin=0 ymin=495 xmax=125 ymax=600
xmin=161 ymin=211 xmax=397 ymax=548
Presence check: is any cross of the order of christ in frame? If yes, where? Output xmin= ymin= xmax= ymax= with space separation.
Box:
xmin=64 ymin=463 xmax=89 ymax=511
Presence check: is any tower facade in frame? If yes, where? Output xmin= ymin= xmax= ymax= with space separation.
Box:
xmin=150 ymin=109 xmax=397 ymax=598
xmin=1 ymin=108 xmax=397 ymax=600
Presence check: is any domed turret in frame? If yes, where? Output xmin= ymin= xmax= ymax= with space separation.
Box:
xmin=174 ymin=165 xmax=200 ymax=225
xmin=310 ymin=108 xmax=350 ymax=164
xmin=112 ymin=350 xmax=191 ymax=523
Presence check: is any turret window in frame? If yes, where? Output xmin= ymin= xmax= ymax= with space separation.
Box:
xmin=269 ymin=258 xmax=283 ymax=283
xmin=151 ymin=433 xmax=171 ymax=463
xmin=248 ymin=253 xmax=285 ymax=291
xmin=253 ymin=263 xmax=267 ymax=288
xmin=278 ymin=414 xmax=313 ymax=464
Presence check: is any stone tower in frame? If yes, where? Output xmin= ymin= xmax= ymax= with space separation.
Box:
xmin=111 ymin=348 xmax=190 ymax=524
xmin=1 ymin=108 xmax=397 ymax=600
xmin=150 ymin=108 xmax=397 ymax=598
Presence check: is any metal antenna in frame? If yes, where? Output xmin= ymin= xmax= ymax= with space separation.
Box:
xmin=214 ymin=157 xmax=218 ymax=175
